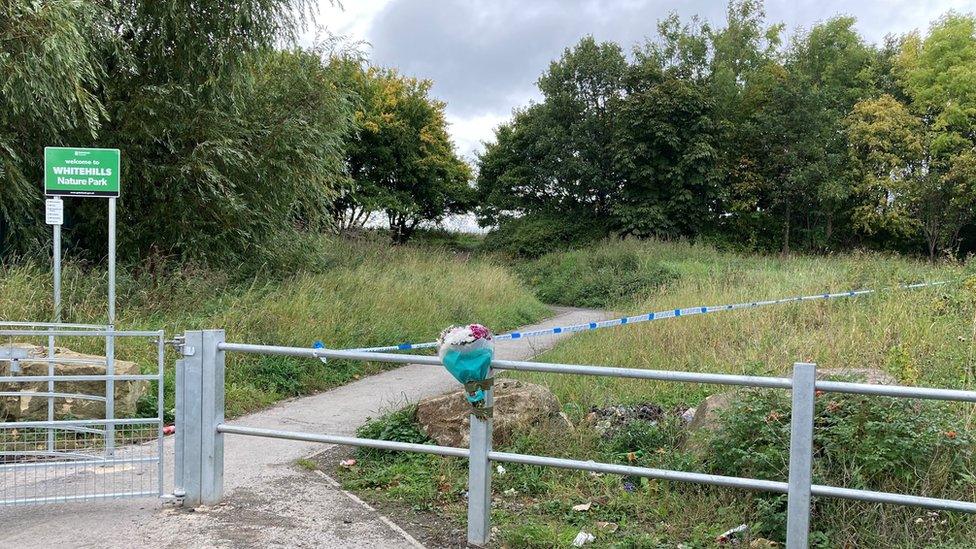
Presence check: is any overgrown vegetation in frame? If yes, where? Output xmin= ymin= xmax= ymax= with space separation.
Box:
xmin=479 ymin=214 xmax=611 ymax=259
xmin=0 ymin=236 xmax=548 ymax=418
xmin=514 ymin=243 xmax=678 ymax=308
xmin=706 ymin=390 xmax=974 ymax=544
xmin=336 ymin=239 xmax=976 ymax=547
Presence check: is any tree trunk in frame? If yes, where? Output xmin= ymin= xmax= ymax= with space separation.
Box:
xmin=782 ymin=205 xmax=791 ymax=256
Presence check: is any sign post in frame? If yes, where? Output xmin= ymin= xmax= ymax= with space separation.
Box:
xmin=44 ymin=146 xmax=121 ymax=455
xmin=44 ymin=197 xmax=63 ymax=450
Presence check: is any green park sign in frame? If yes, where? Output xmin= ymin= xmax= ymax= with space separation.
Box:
xmin=44 ymin=147 xmax=120 ymax=197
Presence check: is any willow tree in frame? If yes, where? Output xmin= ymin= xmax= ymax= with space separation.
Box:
xmin=0 ymin=1 xmax=111 ymax=254
xmin=2 ymin=0 xmax=355 ymax=264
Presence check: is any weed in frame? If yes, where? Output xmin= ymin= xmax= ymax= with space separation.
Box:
xmin=517 ymin=242 xmax=678 ymax=308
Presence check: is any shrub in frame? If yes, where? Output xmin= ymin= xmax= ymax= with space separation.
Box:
xmin=356 ymin=406 xmax=432 ymax=461
xmin=480 ymin=213 xmax=609 ymax=258
xmin=705 ymin=390 xmax=975 ymax=541
xmin=516 ymin=244 xmax=678 ymax=308
xmin=600 ymin=416 xmax=685 ymax=463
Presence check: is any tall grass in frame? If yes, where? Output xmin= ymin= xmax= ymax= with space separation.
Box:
xmin=525 ymin=239 xmax=974 ymax=406
xmin=510 ymin=240 xmax=976 ymax=546
xmin=0 ymin=237 xmax=549 ymax=417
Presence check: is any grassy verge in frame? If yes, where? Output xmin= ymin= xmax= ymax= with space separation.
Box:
xmin=337 ymin=239 xmax=976 ymax=547
xmin=0 ymin=236 xmax=549 ymax=418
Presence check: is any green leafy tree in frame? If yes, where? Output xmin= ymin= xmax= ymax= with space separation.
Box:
xmin=3 ymin=0 xmax=357 ymax=265
xmin=612 ymin=18 xmax=720 ymax=238
xmin=789 ymin=17 xmax=876 ymax=248
xmin=476 ymin=36 xmax=627 ymax=228
xmin=846 ymin=94 xmax=925 ymax=239
xmin=848 ymin=14 xmax=976 ymax=259
xmin=338 ymin=65 xmax=471 ymax=244
xmin=897 ymin=14 xmax=976 ymax=257
xmin=0 ymin=1 xmax=112 ymax=254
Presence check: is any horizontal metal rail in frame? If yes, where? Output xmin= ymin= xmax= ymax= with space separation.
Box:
xmin=488 ymin=452 xmax=976 ymax=513
xmin=216 ymin=424 xmax=469 ymax=458
xmin=0 ymin=321 xmax=109 ymax=330
xmin=488 ymin=451 xmax=787 ymax=493
xmin=1 ymin=491 xmax=159 ymax=506
xmin=0 ymin=374 xmax=160 ymax=383
xmin=54 ymin=425 xmax=107 ymax=435
xmin=213 ymin=423 xmax=976 ymax=514
xmin=1 ymin=450 xmax=111 ymax=460
xmin=0 ymin=391 xmax=106 ymax=402
xmin=218 ymin=342 xmax=976 ymax=402
xmin=0 ymin=418 xmax=161 ymax=428
xmin=0 ymin=329 xmax=162 ymax=337
xmin=0 ymin=357 xmax=108 ymax=365
xmin=0 ymin=456 xmax=157 ymax=471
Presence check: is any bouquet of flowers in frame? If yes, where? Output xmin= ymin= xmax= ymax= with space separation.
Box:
xmin=438 ymin=324 xmax=494 ymax=403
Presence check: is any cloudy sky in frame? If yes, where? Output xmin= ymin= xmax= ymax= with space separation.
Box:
xmin=303 ymin=0 xmax=973 ymax=161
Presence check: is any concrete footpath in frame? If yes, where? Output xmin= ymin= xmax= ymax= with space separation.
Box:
xmin=0 ymin=306 xmax=609 ymax=549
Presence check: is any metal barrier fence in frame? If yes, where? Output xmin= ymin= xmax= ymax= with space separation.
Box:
xmin=0 ymin=325 xmax=166 ymax=506
xmin=176 ymin=330 xmax=976 ymax=548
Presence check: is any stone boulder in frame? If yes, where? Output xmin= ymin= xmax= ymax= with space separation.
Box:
xmin=686 ymin=391 xmax=738 ymax=434
xmin=416 ymin=378 xmax=573 ymax=447
xmin=0 ymin=343 xmax=148 ymax=421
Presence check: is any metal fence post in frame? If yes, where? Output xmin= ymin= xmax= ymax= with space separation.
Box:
xmin=174 ymin=357 xmax=186 ymax=499
xmin=467 ymin=377 xmax=494 ymax=547
xmin=200 ymin=329 xmax=225 ymax=505
xmin=787 ymin=362 xmax=816 ymax=548
xmin=178 ymin=329 xmax=225 ymax=507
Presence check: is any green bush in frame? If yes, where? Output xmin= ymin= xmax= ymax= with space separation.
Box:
xmin=516 ymin=244 xmax=678 ymax=308
xmin=356 ymin=406 xmax=432 ymax=461
xmin=706 ymin=390 xmax=975 ymax=542
xmin=480 ymin=213 xmax=609 ymax=258
xmin=600 ymin=416 xmax=685 ymax=464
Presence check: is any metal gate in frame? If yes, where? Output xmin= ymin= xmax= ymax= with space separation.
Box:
xmin=0 ymin=323 xmax=165 ymax=505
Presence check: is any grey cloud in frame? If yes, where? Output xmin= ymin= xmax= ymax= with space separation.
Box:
xmin=364 ymin=0 xmax=716 ymax=118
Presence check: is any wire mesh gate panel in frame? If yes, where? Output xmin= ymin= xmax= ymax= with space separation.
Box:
xmin=0 ymin=326 xmax=165 ymax=506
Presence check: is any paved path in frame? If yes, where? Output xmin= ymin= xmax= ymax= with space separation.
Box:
xmin=0 ymin=306 xmax=609 ymax=549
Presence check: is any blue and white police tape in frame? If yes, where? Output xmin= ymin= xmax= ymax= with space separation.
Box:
xmin=314 ymin=279 xmax=950 ymax=356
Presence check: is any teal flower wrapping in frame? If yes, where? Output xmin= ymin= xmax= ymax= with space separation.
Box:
xmin=438 ymin=324 xmax=494 ymax=403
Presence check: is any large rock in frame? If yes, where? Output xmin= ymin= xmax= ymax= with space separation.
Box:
xmin=686 ymin=391 xmax=738 ymax=434
xmin=0 ymin=343 xmax=148 ymax=421
xmin=416 ymin=378 xmax=573 ymax=447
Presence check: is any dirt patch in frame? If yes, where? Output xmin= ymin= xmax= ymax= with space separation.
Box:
xmin=314 ymin=445 xmax=467 ymax=548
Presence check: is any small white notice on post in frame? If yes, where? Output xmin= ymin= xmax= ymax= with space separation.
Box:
xmin=45 ymin=198 xmax=64 ymax=225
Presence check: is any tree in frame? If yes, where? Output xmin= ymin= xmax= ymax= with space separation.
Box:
xmin=739 ymin=64 xmax=828 ymax=254
xmin=338 ymin=65 xmax=471 ymax=244
xmin=788 ymin=17 xmax=875 ymax=248
xmin=847 ymin=14 xmax=976 ymax=259
xmin=846 ymin=94 xmax=925 ymax=240
xmin=902 ymin=14 xmax=976 ymax=257
xmin=0 ymin=1 xmax=112 ymax=254
xmin=611 ymin=19 xmax=721 ymax=238
xmin=2 ymin=0 xmax=356 ymax=265
xmin=476 ymin=36 xmax=627 ymax=227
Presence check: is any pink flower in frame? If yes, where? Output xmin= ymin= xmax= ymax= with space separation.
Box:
xmin=469 ymin=324 xmax=492 ymax=340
